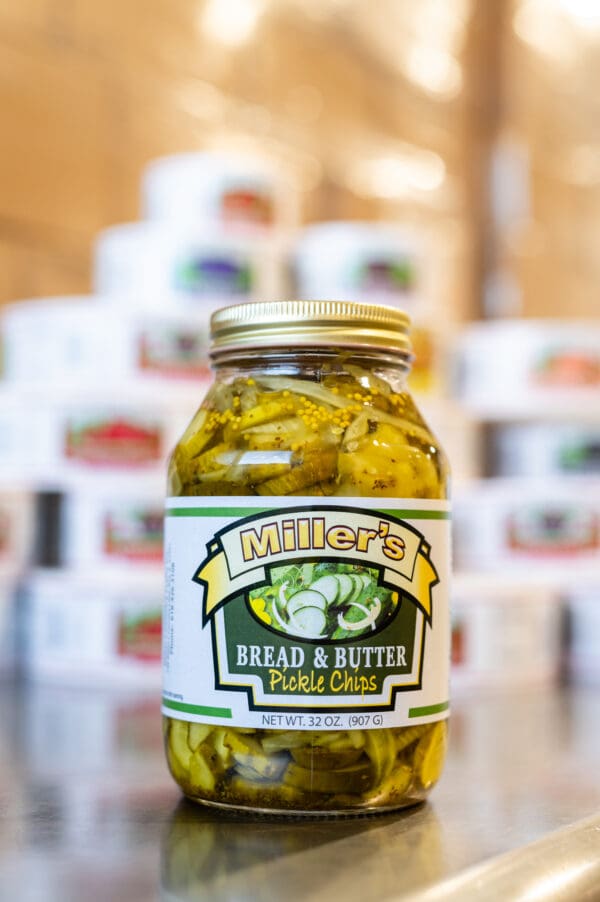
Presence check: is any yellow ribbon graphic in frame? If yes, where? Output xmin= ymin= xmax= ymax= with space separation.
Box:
xmin=387 ymin=546 xmax=438 ymax=621
xmin=196 ymin=541 xmax=438 ymax=625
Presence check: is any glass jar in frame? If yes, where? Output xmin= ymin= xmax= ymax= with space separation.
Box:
xmin=163 ymin=300 xmax=450 ymax=815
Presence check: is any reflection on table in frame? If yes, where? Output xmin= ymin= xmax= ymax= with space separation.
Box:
xmin=0 ymin=681 xmax=599 ymax=902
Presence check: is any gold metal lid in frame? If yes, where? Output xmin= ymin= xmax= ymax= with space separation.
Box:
xmin=209 ymin=300 xmax=412 ymax=356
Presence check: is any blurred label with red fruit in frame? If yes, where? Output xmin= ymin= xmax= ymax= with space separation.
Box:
xmin=137 ymin=327 xmax=210 ymax=380
xmin=221 ymin=188 xmax=273 ymax=227
xmin=103 ymin=506 xmax=164 ymax=561
xmin=64 ymin=416 xmax=163 ymax=467
xmin=533 ymin=348 xmax=600 ymax=387
xmin=118 ymin=608 xmax=162 ymax=661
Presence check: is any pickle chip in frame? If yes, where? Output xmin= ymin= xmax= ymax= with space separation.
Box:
xmin=290 ymin=747 xmax=363 ymax=770
xmin=189 ymin=748 xmax=217 ymax=793
xmin=365 ymin=729 xmax=397 ymax=784
xmin=188 ymin=723 xmax=213 ymax=751
xmin=284 ymin=761 xmax=373 ymax=795
xmin=414 ymin=722 xmax=447 ymax=789
xmin=170 ymin=720 xmax=193 ymax=769
xmin=229 ymin=776 xmax=307 ymax=807
xmin=359 ymin=763 xmax=413 ymax=806
xmin=394 ymin=724 xmax=428 ymax=754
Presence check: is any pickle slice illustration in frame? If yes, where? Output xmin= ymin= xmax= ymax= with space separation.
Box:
xmin=248 ymin=562 xmax=396 ymax=641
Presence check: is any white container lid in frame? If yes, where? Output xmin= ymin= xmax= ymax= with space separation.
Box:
xmin=142 ymin=151 xmax=283 ymax=228
xmin=493 ymin=422 xmax=600 ymax=477
xmin=450 ymin=573 xmax=563 ymax=693
xmin=452 ymin=570 xmax=562 ymax=601
xmin=25 ymin=565 xmax=164 ymax=594
xmin=453 ymin=476 xmax=600 ymax=584
xmin=60 ymin=479 xmax=165 ymax=572
xmin=0 ymin=379 xmax=201 ymax=488
xmin=1 ymin=294 xmax=214 ymax=385
xmin=23 ymin=568 xmax=163 ymax=688
xmin=93 ymin=221 xmax=282 ymax=305
xmin=15 ymin=376 xmax=203 ymax=410
xmin=294 ymin=220 xmax=421 ymax=306
xmin=458 ymin=319 xmax=600 ymax=420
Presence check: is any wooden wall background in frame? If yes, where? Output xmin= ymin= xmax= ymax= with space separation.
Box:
xmin=4 ymin=0 xmax=592 ymax=322
xmin=0 ymin=0 xmax=500 ymax=319
xmin=496 ymin=0 xmax=600 ymax=320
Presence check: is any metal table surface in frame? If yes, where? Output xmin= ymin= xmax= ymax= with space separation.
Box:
xmin=1 ymin=680 xmax=599 ymax=902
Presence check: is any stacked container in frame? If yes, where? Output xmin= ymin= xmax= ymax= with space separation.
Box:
xmin=454 ymin=319 xmax=600 ymax=689
xmin=451 ymin=574 xmax=562 ymax=692
xmin=0 ymin=150 xmax=294 ymax=686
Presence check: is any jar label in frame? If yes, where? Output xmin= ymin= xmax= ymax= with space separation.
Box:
xmin=162 ymin=497 xmax=450 ymax=731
